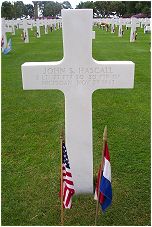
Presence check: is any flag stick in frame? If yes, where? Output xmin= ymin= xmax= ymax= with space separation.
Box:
xmin=60 ymin=129 xmax=64 ymax=226
xmin=95 ymin=126 xmax=107 ymax=226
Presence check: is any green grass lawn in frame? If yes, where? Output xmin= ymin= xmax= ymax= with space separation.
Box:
xmin=2 ymin=25 xmax=150 ymax=226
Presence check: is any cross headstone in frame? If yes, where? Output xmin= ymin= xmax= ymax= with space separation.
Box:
xmin=58 ymin=19 xmax=62 ymax=29
xmin=125 ymin=18 xmax=131 ymax=30
xmin=36 ymin=19 xmax=41 ymax=38
xmin=10 ymin=20 xmax=16 ymax=35
xmin=27 ymin=19 xmax=34 ymax=31
xmin=111 ymin=18 xmax=115 ymax=33
xmin=141 ymin=18 xmax=150 ymax=30
xmin=21 ymin=9 xmax=135 ymax=194
xmin=19 ymin=19 xmax=32 ymax=43
xmin=140 ymin=18 xmax=144 ymax=28
xmin=44 ymin=19 xmax=48 ymax=34
xmin=52 ymin=19 xmax=57 ymax=30
xmin=5 ymin=19 xmax=16 ymax=35
xmin=143 ymin=18 xmax=150 ymax=33
xmin=2 ymin=18 xmax=12 ymax=49
xmin=118 ymin=18 xmax=124 ymax=37
xmin=127 ymin=18 xmax=140 ymax=42
xmin=145 ymin=25 xmax=151 ymax=33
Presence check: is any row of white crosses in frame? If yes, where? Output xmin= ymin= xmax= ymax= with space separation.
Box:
xmin=93 ymin=17 xmax=150 ymax=42
xmin=20 ymin=19 xmax=43 ymax=40
xmin=2 ymin=16 xmax=149 ymax=47
xmin=94 ymin=18 xmax=126 ymax=37
xmin=22 ymin=9 xmax=135 ymax=194
xmin=2 ymin=18 xmax=62 ymax=45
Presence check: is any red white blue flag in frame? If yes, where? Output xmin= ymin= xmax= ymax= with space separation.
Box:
xmin=62 ymin=141 xmax=75 ymax=208
xmin=3 ymin=38 xmax=12 ymax=55
xmin=94 ymin=142 xmax=112 ymax=212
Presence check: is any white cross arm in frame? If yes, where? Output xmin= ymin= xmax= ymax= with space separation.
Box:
xmin=22 ymin=60 xmax=134 ymax=93
xmin=91 ymin=60 xmax=134 ymax=91
xmin=19 ymin=24 xmax=32 ymax=29
xmin=126 ymin=23 xmax=131 ymax=27
xmin=126 ymin=22 xmax=140 ymax=28
xmin=3 ymin=26 xmax=12 ymax=33
xmin=22 ymin=61 xmax=69 ymax=93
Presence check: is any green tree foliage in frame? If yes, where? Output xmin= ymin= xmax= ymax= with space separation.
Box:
xmin=1 ymin=1 xmax=14 ymax=19
xmin=1 ymin=1 xmax=34 ymax=19
xmin=1 ymin=1 xmax=151 ymax=19
xmin=32 ymin=1 xmax=38 ymax=19
xmin=62 ymin=1 xmax=72 ymax=9
xmin=13 ymin=1 xmax=25 ymax=18
xmin=76 ymin=1 xmax=95 ymax=9
xmin=112 ymin=2 xmax=126 ymax=17
xmin=40 ymin=1 xmax=62 ymax=17
xmin=24 ymin=4 xmax=34 ymax=18
xmin=76 ymin=1 xmax=151 ymax=17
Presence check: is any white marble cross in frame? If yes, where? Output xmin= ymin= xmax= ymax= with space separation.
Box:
xmin=13 ymin=22 xmax=16 ymax=35
xmin=52 ymin=19 xmax=57 ymax=30
xmin=28 ymin=19 xmax=34 ymax=31
xmin=127 ymin=18 xmax=140 ymax=42
xmin=21 ymin=9 xmax=135 ymax=194
xmin=44 ymin=19 xmax=48 ymax=34
xmin=118 ymin=18 xmax=124 ymax=37
xmin=141 ymin=18 xmax=150 ymax=30
xmin=36 ymin=19 xmax=41 ymax=38
xmin=111 ymin=18 xmax=115 ymax=33
xmin=143 ymin=18 xmax=150 ymax=33
xmin=6 ymin=19 xmax=16 ymax=35
xmin=19 ymin=19 xmax=32 ymax=43
xmin=2 ymin=19 xmax=12 ymax=49
xmin=10 ymin=20 xmax=16 ymax=35
xmin=145 ymin=25 xmax=151 ymax=33
xmin=125 ymin=18 xmax=131 ymax=30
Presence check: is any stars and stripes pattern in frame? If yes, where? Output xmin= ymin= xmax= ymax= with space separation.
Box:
xmin=62 ymin=141 xmax=75 ymax=208
xmin=94 ymin=142 xmax=112 ymax=212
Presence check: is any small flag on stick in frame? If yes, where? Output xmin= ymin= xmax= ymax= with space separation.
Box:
xmin=62 ymin=140 xmax=75 ymax=208
xmin=95 ymin=126 xmax=112 ymax=224
xmin=60 ymin=130 xmax=75 ymax=225
xmin=3 ymin=38 xmax=12 ymax=55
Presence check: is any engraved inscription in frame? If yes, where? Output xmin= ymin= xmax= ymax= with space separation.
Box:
xmin=36 ymin=66 xmax=120 ymax=87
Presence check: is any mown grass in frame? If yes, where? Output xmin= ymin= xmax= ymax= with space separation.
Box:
xmin=1 ymin=25 xmax=150 ymax=226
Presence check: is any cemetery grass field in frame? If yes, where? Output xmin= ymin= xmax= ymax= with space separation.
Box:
xmin=2 ymin=26 xmax=150 ymax=226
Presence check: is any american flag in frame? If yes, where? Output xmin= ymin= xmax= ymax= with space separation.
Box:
xmin=62 ymin=140 xmax=75 ymax=208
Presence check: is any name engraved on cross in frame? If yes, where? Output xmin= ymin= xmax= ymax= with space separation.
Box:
xmin=21 ymin=9 xmax=135 ymax=194
xmin=38 ymin=66 xmax=120 ymax=87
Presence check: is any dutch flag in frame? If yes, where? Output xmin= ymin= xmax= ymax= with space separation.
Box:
xmin=94 ymin=142 xmax=112 ymax=212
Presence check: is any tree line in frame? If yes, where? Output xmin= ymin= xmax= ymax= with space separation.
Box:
xmin=76 ymin=1 xmax=151 ymax=17
xmin=1 ymin=1 xmax=151 ymax=20
xmin=1 ymin=1 xmax=72 ymax=19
